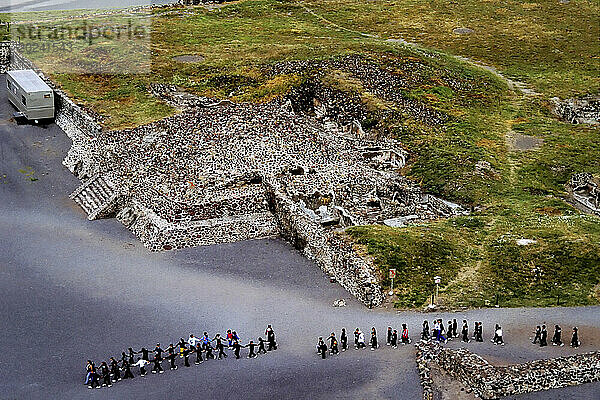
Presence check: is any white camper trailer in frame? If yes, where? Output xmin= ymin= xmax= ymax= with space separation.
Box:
xmin=6 ymin=70 xmax=54 ymax=121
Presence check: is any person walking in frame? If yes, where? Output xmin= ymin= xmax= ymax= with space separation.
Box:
xmin=390 ymin=329 xmax=398 ymax=349
xmin=540 ymin=325 xmax=548 ymax=347
xmin=452 ymin=319 xmax=458 ymax=338
xmin=317 ymin=337 xmax=327 ymax=359
xmin=233 ymin=340 xmax=243 ymax=359
xmin=329 ymin=333 xmax=339 ymax=355
xmin=401 ymin=324 xmax=411 ymax=345
xmin=447 ymin=320 xmax=453 ymax=340
xmin=354 ymin=328 xmax=360 ymax=349
xmin=257 ymin=337 xmax=267 ymax=355
xmin=266 ymin=325 xmax=277 ymax=351
xmin=127 ymin=348 xmax=136 ymax=364
xmin=215 ymin=338 xmax=228 ymax=359
xmin=422 ymin=321 xmax=430 ymax=340
xmin=370 ymin=327 xmax=378 ymax=351
xmin=100 ymin=361 xmax=112 ymax=387
xmin=122 ymin=360 xmax=134 ymax=379
xmin=386 ymin=327 xmax=393 ymax=346
xmin=133 ymin=358 xmax=149 ymax=376
xmin=570 ymin=327 xmax=580 ymax=348
xmin=110 ymin=357 xmax=121 ymax=381
xmin=182 ymin=347 xmax=192 ymax=366
xmin=137 ymin=347 xmax=150 ymax=361
xmin=177 ymin=338 xmax=187 ymax=358
xmin=475 ymin=322 xmax=483 ymax=342
xmin=245 ymin=340 xmax=257 ymax=358
xmin=340 ymin=328 xmax=348 ymax=352
xmin=201 ymin=332 xmax=211 ymax=351
xmin=432 ymin=320 xmax=440 ymax=341
xmin=154 ymin=343 xmax=164 ymax=362
xmin=151 ymin=355 xmax=164 ymax=374
xmin=492 ymin=324 xmax=504 ymax=345
xmin=532 ymin=326 xmax=541 ymax=344
xmin=166 ymin=346 xmax=178 ymax=370
xmin=357 ymin=329 xmax=366 ymax=349
xmin=194 ymin=343 xmax=204 ymax=364
xmin=552 ymin=325 xmax=564 ymax=346
xmin=205 ymin=343 xmax=216 ymax=360
xmin=461 ymin=320 xmax=469 ymax=343
xmin=226 ymin=330 xmax=234 ymax=349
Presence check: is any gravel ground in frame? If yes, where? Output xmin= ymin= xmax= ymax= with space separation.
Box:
xmin=0 ymin=75 xmax=598 ymax=400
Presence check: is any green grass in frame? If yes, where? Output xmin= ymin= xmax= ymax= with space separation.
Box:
xmin=5 ymin=0 xmax=599 ymax=309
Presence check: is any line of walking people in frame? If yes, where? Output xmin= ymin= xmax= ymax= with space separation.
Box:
xmin=316 ymin=325 xmax=412 ymax=359
xmin=83 ymin=324 xmax=278 ymax=389
xmin=531 ymin=324 xmax=580 ymax=348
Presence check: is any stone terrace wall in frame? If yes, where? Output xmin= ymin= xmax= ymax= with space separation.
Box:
xmin=415 ymin=341 xmax=600 ymax=399
xmin=266 ymin=178 xmax=385 ymax=307
xmin=0 ymin=42 xmax=9 ymax=73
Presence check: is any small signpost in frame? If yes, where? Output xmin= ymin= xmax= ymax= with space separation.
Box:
xmin=434 ymin=276 xmax=441 ymax=304
xmin=388 ymin=269 xmax=396 ymax=296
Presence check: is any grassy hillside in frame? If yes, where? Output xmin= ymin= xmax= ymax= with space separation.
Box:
xmin=8 ymin=0 xmax=600 ymax=309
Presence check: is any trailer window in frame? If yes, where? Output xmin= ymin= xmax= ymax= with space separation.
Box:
xmin=44 ymin=93 xmax=51 ymax=99
xmin=21 ymin=95 xmax=26 ymax=106
xmin=6 ymin=80 xmax=11 ymax=90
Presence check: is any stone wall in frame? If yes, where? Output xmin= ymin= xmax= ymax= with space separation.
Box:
xmin=0 ymin=42 xmax=9 ymax=73
xmin=415 ymin=341 xmax=600 ymax=399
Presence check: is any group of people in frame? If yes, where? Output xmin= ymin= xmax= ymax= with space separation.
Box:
xmin=316 ymin=325 xmax=412 ymax=359
xmin=83 ymin=325 xmax=278 ymax=388
xmin=532 ymin=325 xmax=580 ymax=348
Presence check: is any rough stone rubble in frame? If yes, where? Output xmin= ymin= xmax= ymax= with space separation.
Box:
xmin=415 ymin=341 xmax=600 ymax=399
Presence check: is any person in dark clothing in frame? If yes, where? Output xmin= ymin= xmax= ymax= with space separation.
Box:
xmin=447 ymin=320 xmax=453 ymax=340
xmin=110 ymin=357 xmax=121 ymax=381
xmin=540 ymin=325 xmax=548 ymax=347
xmin=571 ymin=327 xmax=580 ymax=348
xmin=390 ymin=329 xmax=398 ymax=349
xmin=328 ymin=333 xmax=339 ymax=355
xmin=257 ymin=337 xmax=267 ymax=355
xmin=401 ymin=323 xmax=411 ymax=344
xmin=122 ymin=360 xmax=134 ymax=379
xmin=182 ymin=347 xmax=192 ymax=366
xmin=370 ymin=327 xmax=378 ymax=350
xmin=205 ymin=343 xmax=215 ymax=360
xmin=354 ymin=328 xmax=360 ymax=348
xmin=472 ymin=321 xmax=478 ymax=340
xmin=194 ymin=344 xmax=204 ymax=364
xmin=178 ymin=338 xmax=187 ymax=358
xmin=154 ymin=344 xmax=164 ymax=362
xmin=151 ymin=356 xmax=164 ymax=374
xmin=127 ymin=348 xmax=136 ymax=364
xmin=461 ymin=320 xmax=469 ymax=343
xmin=532 ymin=326 xmax=541 ymax=344
xmin=475 ymin=322 xmax=483 ymax=342
xmin=552 ymin=325 xmax=564 ymax=346
xmin=422 ymin=321 xmax=430 ymax=340
xmin=245 ymin=340 xmax=257 ymax=358
xmin=100 ymin=362 xmax=112 ymax=387
xmin=138 ymin=347 xmax=150 ymax=361
xmin=233 ymin=340 xmax=242 ymax=359
xmin=386 ymin=327 xmax=393 ymax=346
xmin=216 ymin=340 xmax=228 ymax=359
xmin=452 ymin=319 xmax=458 ymax=338
xmin=340 ymin=328 xmax=348 ymax=351
xmin=166 ymin=351 xmax=177 ymax=370
xmin=317 ymin=337 xmax=327 ymax=359
xmin=120 ymin=352 xmax=127 ymax=366
xmin=266 ymin=326 xmax=277 ymax=351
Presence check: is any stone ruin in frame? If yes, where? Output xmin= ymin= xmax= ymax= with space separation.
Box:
xmin=550 ymin=95 xmax=600 ymax=125
xmin=568 ymin=173 xmax=600 ymax=216
xmin=4 ymin=46 xmax=468 ymax=307
xmin=416 ymin=341 xmax=600 ymax=400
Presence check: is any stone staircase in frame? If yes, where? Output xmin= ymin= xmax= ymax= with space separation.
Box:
xmin=70 ymin=175 xmax=119 ymax=220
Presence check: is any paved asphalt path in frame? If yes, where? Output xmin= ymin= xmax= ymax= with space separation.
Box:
xmin=0 ymin=75 xmax=598 ymax=400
